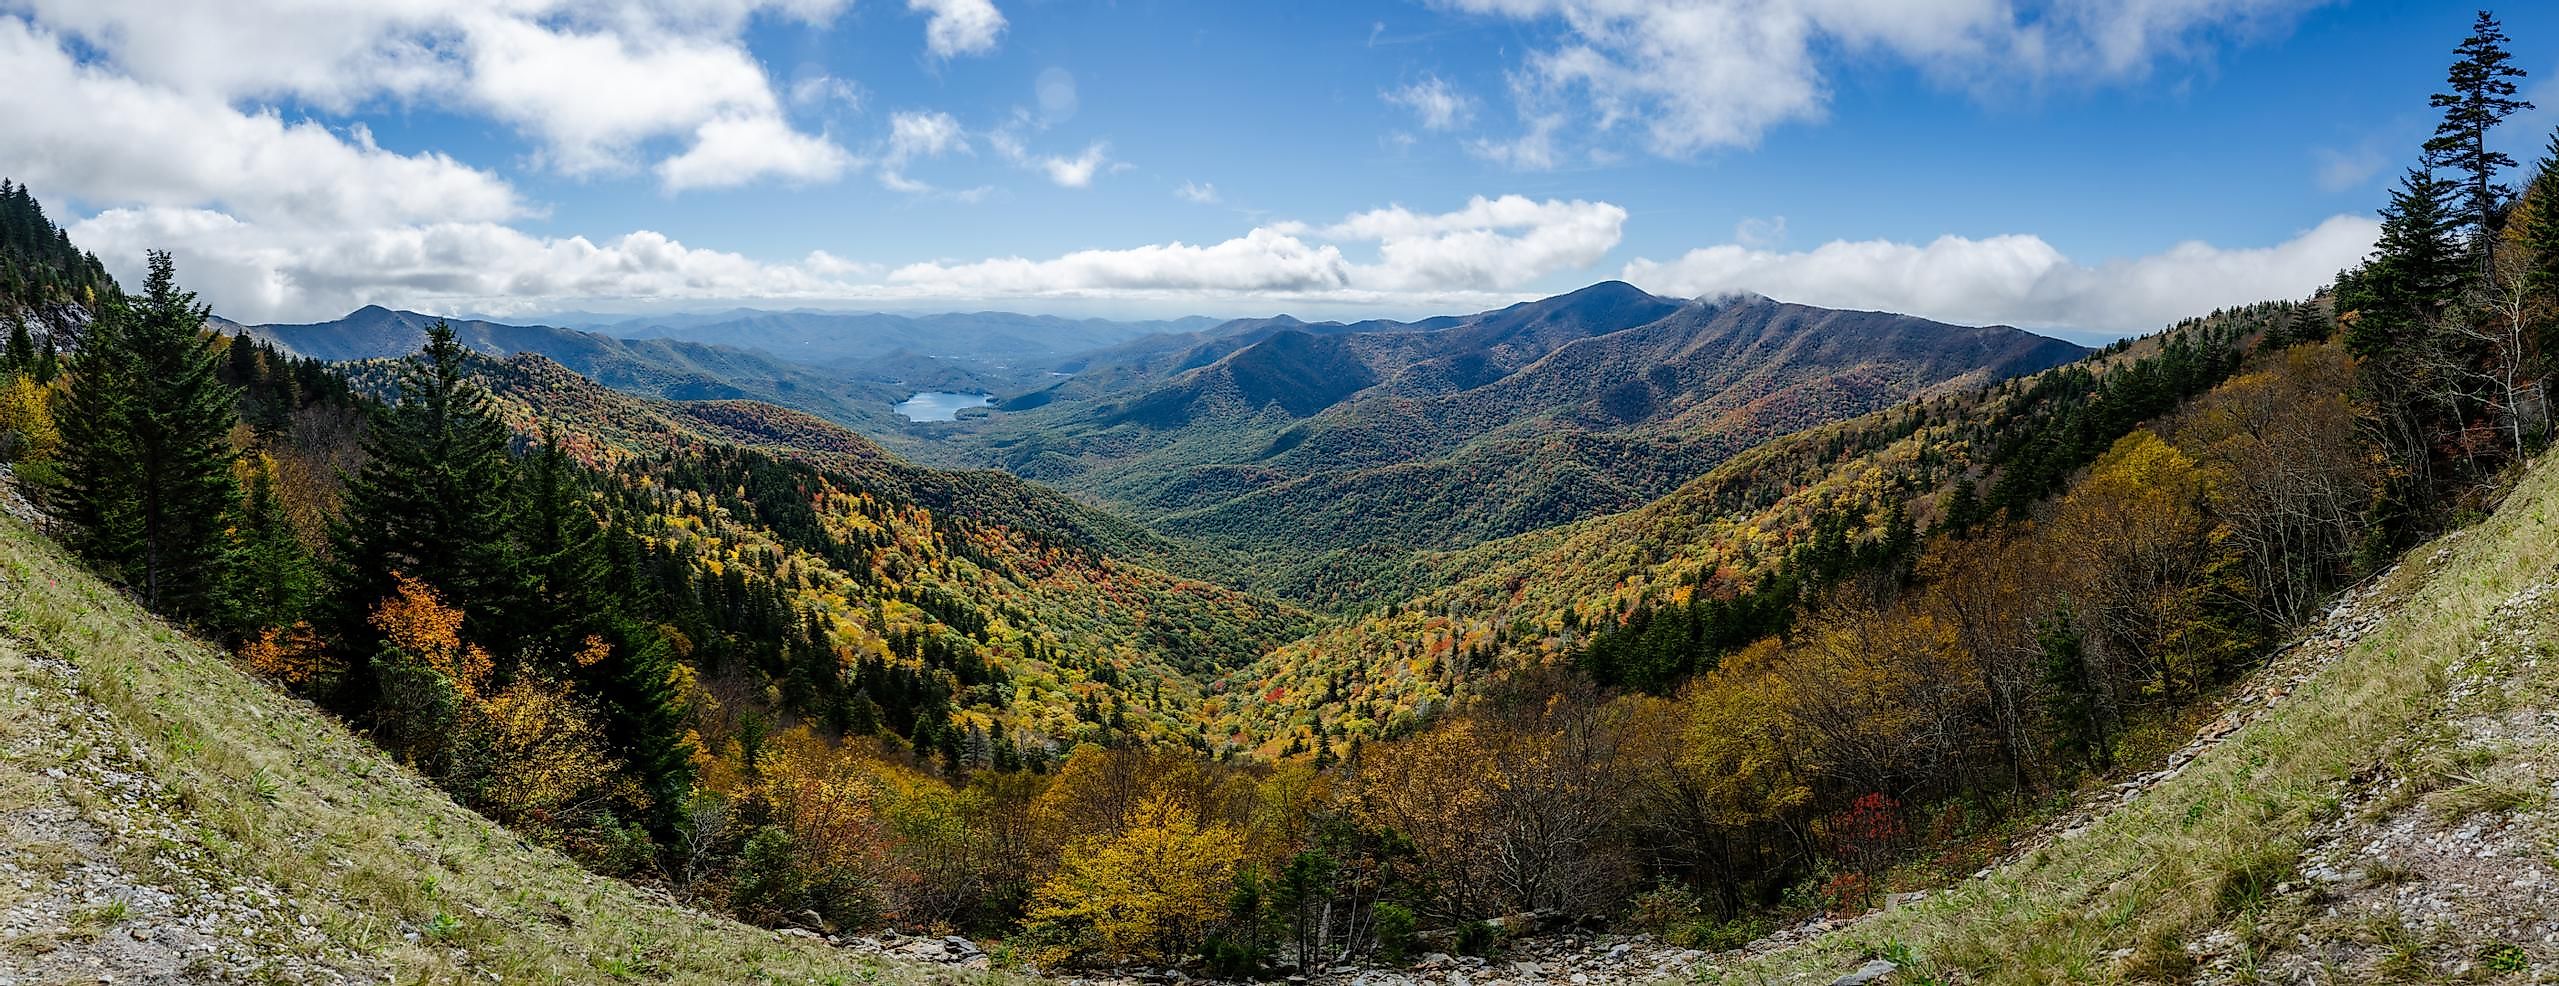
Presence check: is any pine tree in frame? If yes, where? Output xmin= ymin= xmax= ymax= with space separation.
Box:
xmin=328 ymin=321 xmax=519 ymax=664
xmin=2425 ymin=10 xmax=2533 ymax=260
xmin=56 ymin=251 xmax=240 ymax=621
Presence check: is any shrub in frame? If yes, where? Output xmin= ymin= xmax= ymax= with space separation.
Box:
xmin=1372 ymin=902 xmax=1416 ymax=962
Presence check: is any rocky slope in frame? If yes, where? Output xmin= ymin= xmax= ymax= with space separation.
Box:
xmin=0 ymin=496 xmax=1000 ymax=985
xmin=1698 ymin=447 xmax=2559 ymax=983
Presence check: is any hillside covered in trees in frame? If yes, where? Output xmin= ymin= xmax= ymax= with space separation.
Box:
xmin=6 ymin=10 xmax=2559 ymax=983
xmin=932 ymin=282 xmax=2087 ymax=607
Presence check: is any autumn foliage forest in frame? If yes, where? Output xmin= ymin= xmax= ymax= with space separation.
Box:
xmin=4 ymin=12 xmax=2558 ymax=976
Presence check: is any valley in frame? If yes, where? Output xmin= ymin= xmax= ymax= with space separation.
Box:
xmin=4 ymin=7 xmax=2557 ymax=985
xmin=248 ymin=282 xmax=2089 ymax=611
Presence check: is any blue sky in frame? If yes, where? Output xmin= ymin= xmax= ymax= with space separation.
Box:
xmin=5 ymin=1 xmax=2554 ymax=336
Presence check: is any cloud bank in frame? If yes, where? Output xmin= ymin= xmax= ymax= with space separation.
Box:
xmin=0 ymin=0 xmax=970 ymax=191
xmin=1622 ymin=215 xmax=2377 ymax=335
xmin=71 ymin=196 xmax=1633 ymax=322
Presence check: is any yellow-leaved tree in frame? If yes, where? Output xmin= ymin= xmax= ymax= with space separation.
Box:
xmin=474 ymin=680 xmax=619 ymax=826
xmin=368 ymin=574 xmax=491 ymax=773
xmin=2048 ymin=429 xmax=2243 ymax=704
xmin=239 ymin=622 xmax=331 ymax=686
xmin=1027 ymin=794 xmax=1245 ymax=966
xmin=0 ymin=372 xmax=58 ymax=464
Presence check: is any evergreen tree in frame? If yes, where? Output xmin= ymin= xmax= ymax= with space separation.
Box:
xmin=2425 ymin=10 xmax=2533 ymax=259
xmin=2343 ymin=168 xmax=2465 ymax=363
xmin=328 ymin=321 xmax=519 ymax=663
xmin=33 ymin=331 xmax=57 ymax=384
xmin=56 ymin=251 xmax=240 ymax=621
xmin=512 ymin=430 xmax=612 ymax=671
xmin=222 ymin=454 xmax=316 ymax=639
xmin=1941 ymin=478 xmax=1982 ymax=534
xmin=2036 ymin=603 xmax=2109 ymax=772
xmin=2520 ymin=127 xmax=2559 ymax=360
xmin=2 ymin=320 xmax=31 ymax=376
xmin=519 ymin=435 xmax=695 ymax=825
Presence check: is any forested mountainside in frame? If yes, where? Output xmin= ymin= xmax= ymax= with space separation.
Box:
xmin=414 ymin=352 xmax=1195 ymax=573
xmin=1217 ymin=300 xmax=2312 ymax=747
xmin=307 ymin=335 xmax=1313 ymax=760
xmin=452 ymin=350 xmax=1314 ymax=751
xmin=0 ymin=179 xmax=113 ymax=344
xmin=0 ymin=227 xmax=1319 ymax=952
xmin=7 ymin=13 xmax=2559 ymax=982
xmin=945 ymin=282 xmax=2086 ymax=607
xmin=1727 ymin=414 xmax=2559 ymax=982
xmin=243 ymin=305 xmax=1016 ymax=435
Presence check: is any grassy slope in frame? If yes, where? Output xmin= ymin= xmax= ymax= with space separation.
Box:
xmin=0 ymin=512 xmax=1005 ymax=985
xmin=1712 ymin=451 xmax=2559 ymax=983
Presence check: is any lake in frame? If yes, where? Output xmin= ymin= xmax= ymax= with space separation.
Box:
xmin=894 ymin=391 xmax=994 ymax=422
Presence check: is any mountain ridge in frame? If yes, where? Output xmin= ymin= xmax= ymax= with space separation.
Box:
xmin=942 ymin=283 xmax=2088 ymax=605
xmin=235 ymin=305 xmax=1009 ymax=435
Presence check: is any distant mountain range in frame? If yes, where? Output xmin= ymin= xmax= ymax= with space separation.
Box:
xmin=933 ymin=281 xmax=2089 ymax=605
xmin=570 ymin=309 xmax=1223 ymax=367
xmin=228 ymin=305 xmax=1020 ymax=433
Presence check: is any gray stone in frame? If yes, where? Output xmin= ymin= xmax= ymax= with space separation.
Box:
xmin=1830 ymin=959 xmax=1898 ymax=986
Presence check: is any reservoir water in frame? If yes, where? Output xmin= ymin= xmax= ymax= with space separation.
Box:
xmin=894 ymin=391 xmax=994 ymax=422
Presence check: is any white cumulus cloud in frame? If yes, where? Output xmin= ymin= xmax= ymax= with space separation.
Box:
xmin=894 ymin=195 xmax=1627 ymax=302
xmin=908 ymin=0 xmax=1007 ymax=57
xmin=70 ymin=207 xmax=880 ymax=323
xmin=1033 ymin=144 xmax=1113 ymax=188
xmin=657 ymin=115 xmax=857 ymax=192
xmin=0 ymin=19 xmax=522 ymax=228
xmin=877 ymin=110 xmax=974 ymax=193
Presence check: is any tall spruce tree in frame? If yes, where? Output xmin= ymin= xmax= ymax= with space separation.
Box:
xmin=328 ymin=322 xmax=520 ymax=664
xmin=56 ymin=251 xmax=240 ymax=621
xmin=2425 ymin=10 xmax=2533 ymax=260
xmin=512 ymin=430 xmax=611 ymax=670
